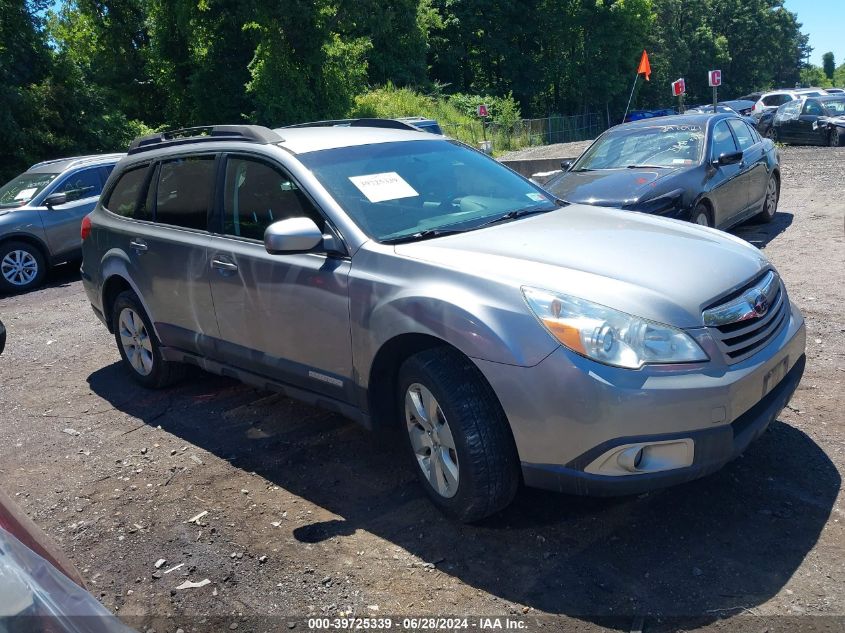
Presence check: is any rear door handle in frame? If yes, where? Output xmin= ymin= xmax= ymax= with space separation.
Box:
xmin=129 ymin=240 xmax=148 ymax=253
xmin=211 ymin=258 xmax=238 ymax=272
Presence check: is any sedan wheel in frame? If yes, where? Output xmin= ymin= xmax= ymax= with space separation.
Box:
xmin=118 ymin=307 xmax=154 ymax=376
xmin=830 ymin=128 xmax=842 ymax=147
xmin=764 ymin=127 xmax=775 ymax=140
xmin=756 ymin=175 xmax=779 ymax=223
xmin=405 ymin=382 xmax=460 ymax=498
xmin=692 ymin=204 xmax=711 ymax=227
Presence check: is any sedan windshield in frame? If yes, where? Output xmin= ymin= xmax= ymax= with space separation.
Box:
xmin=573 ymin=124 xmax=705 ymax=170
xmin=299 ymin=140 xmax=558 ymax=242
xmin=0 ymin=172 xmax=58 ymax=208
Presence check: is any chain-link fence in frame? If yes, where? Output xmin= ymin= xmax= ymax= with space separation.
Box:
xmin=440 ymin=112 xmax=606 ymax=152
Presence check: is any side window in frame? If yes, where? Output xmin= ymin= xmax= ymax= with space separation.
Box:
xmin=55 ymin=168 xmax=103 ymax=202
xmin=762 ymin=94 xmax=782 ymax=107
xmin=746 ymin=122 xmax=762 ymax=144
xmin=711 ymin=121 xmax=738 ymax=160
xmin=154 ymin=156 xmax=215 ymax=231
xmin=727 ymin=119 xmax=755 ymax=150
xmin=222 ymin=156 xmax=324 ymax=240
xmin=802 ymin=100 xmax=824 ymax=116
xmin=104 ymin=166 xmax=149 ymax=219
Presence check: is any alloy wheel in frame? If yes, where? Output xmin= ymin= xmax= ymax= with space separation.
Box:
xmin=118 ymin=307 xmax=154 ymax=376
xmin=694 ymin=211 xmax=710 ymax=226
xmin=0 ymin=249 xmax=39 ymax=287
xmin=405 ymin=382 xmax=460 ymax=498
xmin=765 ymin=178 xmax=778 ymax=216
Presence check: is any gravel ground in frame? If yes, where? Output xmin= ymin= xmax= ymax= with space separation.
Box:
xmin=0 ymin=146 xmax=843 ymax=633
xmin=498 ymin=140 xmax=592 ymax=161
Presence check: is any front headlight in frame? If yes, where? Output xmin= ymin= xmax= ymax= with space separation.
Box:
xmin=522 ymin=287 xmax=708 ymax=369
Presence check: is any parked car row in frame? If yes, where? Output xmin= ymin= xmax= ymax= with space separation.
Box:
xmin=64 ymin=121 xmax=806 ymax=522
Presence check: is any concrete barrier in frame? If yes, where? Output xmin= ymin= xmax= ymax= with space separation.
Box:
xmin=500 ymin=157 xmax=576 ymax=178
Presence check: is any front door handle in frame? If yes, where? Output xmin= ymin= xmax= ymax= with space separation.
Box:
xmin=211 ymin=258 xmax=238 ymax=272
xmin=129 ymin=240 xmax=148 ymax=253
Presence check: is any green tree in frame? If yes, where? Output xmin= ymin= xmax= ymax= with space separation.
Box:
xmin=822 ymin=52 xmax=835 ymax=80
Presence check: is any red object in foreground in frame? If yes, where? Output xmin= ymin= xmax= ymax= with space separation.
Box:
xmin=672 ymin=78 xmax=686 ymax=97
xmin=476 ymin=104 xmax=489 ymax=117
xmin=637 ymin=50 xmax=651 ymax=81
xmin=81 ymin=214 xmax=92 ymax=241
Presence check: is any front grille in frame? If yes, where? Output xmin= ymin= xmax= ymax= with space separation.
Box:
xmin=703 ymin=271 xmax=788 ymax=364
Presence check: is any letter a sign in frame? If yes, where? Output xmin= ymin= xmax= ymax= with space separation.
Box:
xmin=709 ymin=70 xmax=722 ymax=87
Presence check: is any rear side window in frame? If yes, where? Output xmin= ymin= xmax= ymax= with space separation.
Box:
xmin=154 ymin=156 xmax=215 ymax=231
xmin=727 ymin=119 xmax=755 ymax=150
xmin=104 ymin=166 xmax=149 ymax=219
xmin=711 ymin=121 xmax=738 ymax=159
xmin=55 ymin=168 xmax=103 ymax=201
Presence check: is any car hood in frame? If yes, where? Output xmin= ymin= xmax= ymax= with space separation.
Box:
xmin=547 ymin=167 xmax=684 ymax=206
xmin=394 ymin=204 xmax=770 ymax=328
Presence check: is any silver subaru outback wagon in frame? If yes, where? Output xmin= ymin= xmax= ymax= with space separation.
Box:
xmin=81 ymin=124 xmax=806 ymax=522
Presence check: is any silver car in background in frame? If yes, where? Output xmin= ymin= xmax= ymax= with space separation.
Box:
xmin=81 ymin=124 xmax=805 ymax=521
xmin=0 ymin=154 xmax=123 ymax=293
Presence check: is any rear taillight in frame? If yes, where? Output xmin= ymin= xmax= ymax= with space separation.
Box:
xmin=80 ymin=215 xmax=92 ymax=241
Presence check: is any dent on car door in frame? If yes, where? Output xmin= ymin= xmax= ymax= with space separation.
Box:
xmin=206 ymin=154 xmax=354 ymax=402
xmin=707 ymin=120 xmax=746 ymax=227
xmin=39 ymin=167 xmax=104 ymax=258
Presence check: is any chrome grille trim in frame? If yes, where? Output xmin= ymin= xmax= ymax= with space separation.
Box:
xmin=703 ymin=271 xmax=788 ymax=364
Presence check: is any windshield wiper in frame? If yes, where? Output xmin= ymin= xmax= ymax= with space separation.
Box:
xmin=473 ymin=205 xmax=558 ymax=229
xmin=625 ymin=164 xmax=668 ymax=169
xmin=381 ymin=228 xmax=468 ymax=244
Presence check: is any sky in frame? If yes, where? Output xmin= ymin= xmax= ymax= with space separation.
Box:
xmin=783 ymin=0 xmax=842 ymax=67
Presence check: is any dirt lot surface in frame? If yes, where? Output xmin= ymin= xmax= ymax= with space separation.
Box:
xmin=499 ymin=140 xmax=592 ymax=161
xmin=0 ymin=146 xmax=843 ymax=633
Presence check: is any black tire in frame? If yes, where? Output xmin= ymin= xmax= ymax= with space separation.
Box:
xmin=0 ymin=241 xmax=47 ymax=294
xmin=764 ymin=126 xmax=775 ymax=140
xmin=112 ymin=290 xmax=185 ymax=389
xmin=756 ymin=173 xmax=779 ymax=223
xmin=829 ymin=128 xmax=843 ymax=147
xmin=398 ymin=347 xmax=520 ymax=522
xmin=691 ymin=202 xmax=712 ymax=228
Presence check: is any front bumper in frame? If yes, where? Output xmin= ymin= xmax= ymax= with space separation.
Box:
xmin=474 ymin=299 xmax=806 ymax=495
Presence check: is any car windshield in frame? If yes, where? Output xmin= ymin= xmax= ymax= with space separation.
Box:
xmin=821 ymin=98 xmax=845 ymax=115
xmin=573 ymin=124 xmax=705 ymax=170
xmin=298 ymin=140 xmax=558 ymax=242
xmin=0 ymin=172 xmax=58 ymax=208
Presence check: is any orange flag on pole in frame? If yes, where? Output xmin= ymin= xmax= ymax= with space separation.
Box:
xmin=637 ymin=50 xmax=651 ymax=81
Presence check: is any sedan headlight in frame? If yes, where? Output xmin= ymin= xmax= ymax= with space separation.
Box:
xmin=522 ymin=287 xmax=708 ymax=369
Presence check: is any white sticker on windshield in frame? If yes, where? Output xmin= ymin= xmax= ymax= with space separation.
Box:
xmin=349 ymin=172 xmax=418 ymax=203
xmin=526 ymin=192 xmax=548 ymax=201
xmin=14 ymin=187 xmax=37 ymax=201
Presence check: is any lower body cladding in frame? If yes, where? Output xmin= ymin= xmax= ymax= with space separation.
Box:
xmin=475 ymin=301 xmax=806 ymax=496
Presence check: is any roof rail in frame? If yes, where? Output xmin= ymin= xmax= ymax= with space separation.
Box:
xmin=127 ymin=125 xmax=284 ymax=155
xmin=28 ymin=153 xmax=125 ymax=171
xmin=282 ymin=118 xmax=422 ymax=132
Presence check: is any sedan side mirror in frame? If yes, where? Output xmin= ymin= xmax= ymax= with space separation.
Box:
xmin=714 ymin=150 xmax=743 ymax=167
xmin=44 ymin=193 xmax=68 ymax=209
xmin=560 ymin=159 xmax=574 ymax=171
xmin=264 ymin=217 xmax=324 ymax=255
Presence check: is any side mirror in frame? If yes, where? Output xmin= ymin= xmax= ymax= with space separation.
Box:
xmin=264 ymin=217 xmax=324 ymax=255
xmin=560 ymin=159 xmax=574 ymax=171
xmin=44 ymin=193 xmax=68 ymax=209
xmin=714 ymin=150 xmax=743 ymax=167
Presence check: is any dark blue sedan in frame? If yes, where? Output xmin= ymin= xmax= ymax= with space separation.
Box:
xmin=544 ymin=113 xmax=780 ymax=230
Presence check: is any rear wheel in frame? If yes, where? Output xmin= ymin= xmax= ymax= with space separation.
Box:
xmin=112 ymin=290 xmax=185 ymax=388
xmin=764 ymin=127 xmax=775 ymax=140
xmin=398 ymin=347 xmax=520 ymax=522
xmin=756 ymin=174 xmax=779 ymax=223
xmin=0 ymin=241 xmax=46 ymax=294
xmin=691 ymin=203 xmax=712 ymax=228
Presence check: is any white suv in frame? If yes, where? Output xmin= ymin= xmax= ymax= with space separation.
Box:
xmin=751 ymin=88 xmax=828 ymax=116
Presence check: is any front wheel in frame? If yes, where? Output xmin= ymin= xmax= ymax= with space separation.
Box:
xmin=112 ymin=290 xmax=185 ymax=388
xmin=0 ymin=241 xmax=46 ymax=294
xmin=398 ymin=347 xmax=520 ymax=522
xmin=691 ymin=203 xmax=712 ymax=227
xmin=829 ymin=127 xmax=843 ymax=147
xmin=756 ymin=174 xmax=779 ymax=223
